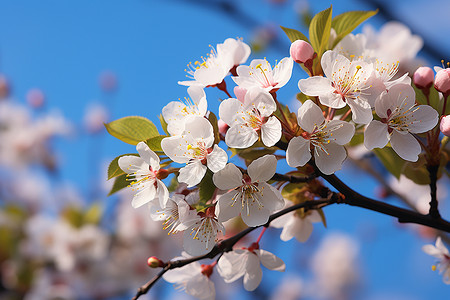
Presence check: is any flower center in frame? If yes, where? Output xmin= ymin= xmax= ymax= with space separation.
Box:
xmin=230 ymin=175 xmax=265 ymax=215
xmin=184 ymin=45 xmax=220 ymax=79
xmin=243 ymin=108 xmax=264 ymax=130
xmin=384 ymin=102 xmax=421 ymax=133
xmin=332 ymin=64 xmax=364 ymax=100
xmin=303 ymin=122 xmax=343 ymax=155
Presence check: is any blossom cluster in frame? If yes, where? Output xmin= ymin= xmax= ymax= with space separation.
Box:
xmin=107 ymin=10 xmax=450 ymax=300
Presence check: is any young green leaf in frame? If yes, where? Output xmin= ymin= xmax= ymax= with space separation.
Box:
xmin=373 ymin=147 xmax=405 ymax=179
xmin=108 ymin=173 xmax=129 ymax=196
xmin=145 ymin=135 xmax=167 ymax=152
xmin=105 ymin=116 xmax=159 ymax=145
xmin=309 ymin=6 xmax=333 ymax=57
xmin=198 ymin=170 xmax=216 ymax=206
xmin=331 ymin=9 xmax=378 ymax=48
xmin=280 ymin=26 xmax=310 ymax=43
xmin=208 ymin=112 xmax=221 ymax=145
xmin=159 ymin=114 xmax=169 ymax=135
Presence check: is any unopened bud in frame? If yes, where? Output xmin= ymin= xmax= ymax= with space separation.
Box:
xmin=290 ymin=40 xmax=315 ymax=64
xmin=413 ymin=67 xmax=434 ymax=89
xmin=441 ymin=115 xmax=450 ymax=137
xmin=147 ymin=256 xmax=164 ymax=268
xmin=26 ymin=89 xmax=45 ymax=108
xmin=200 ymin=264 xmax=214 ymax=278
xmin=156 ymin=168 xmax=169 ymax=180
xmin=434 ymin=68 xmax=450 ymax=96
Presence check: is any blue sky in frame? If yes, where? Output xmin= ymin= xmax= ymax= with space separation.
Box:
xmin=0 ymin=0 xmax=449 ymax=299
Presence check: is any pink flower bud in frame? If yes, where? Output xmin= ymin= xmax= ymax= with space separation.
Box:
xmin=441 ymin=115 xmax=450 ymax=136
xmin=290 ymin=40 xmax=315 ymax=64
xmin=147 ymin=256 xmax=164 ymax=268
xmin=434 ymin=68 xmax=450 ymax=95
xmin=26 ymin=89 xmax=45 ymax=108
xmin=413 ymin=67 xmax=434 ymax=89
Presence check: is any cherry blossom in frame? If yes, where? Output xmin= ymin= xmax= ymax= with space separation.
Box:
xmin=217 ymin=243 xmax=285 ymax=291
xmin=150 ymin=194 xmax=193 ymax=234
xmin=182 ymin=205 xmax=225 ymax=256
xmin=298 ymin=50 xmax=379 ymax=124
xmin=233 ymin=57 xmax=293 ymax=92
xmin=364 ymin=84 xmax=439 ymax=161
xmin=219 ymin=88 xmax=281 ymax=148
xmin=422 ymin=237 xmax=450 ymax=284
xmin=118 ymin=141 xmax=169 ymax=208
xmin=286 ymin=100 xmax=355 ymax=174
xmin=163 ymin=252 xmax=216 ymax=300
xmin=161 ymin=116 xmax=228 ymax=187
xmin=271 ymin=199 xmax=322 ymax=242
xmin=162 ymin=86 xmax=207 ymax=136
xmin=218 ymin=38 xmax=251 ymax=72
xmin=213 ymin=155 xmax=284 ymax=226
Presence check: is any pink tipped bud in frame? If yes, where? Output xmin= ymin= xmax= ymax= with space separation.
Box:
xmin=99 ymin=71 xmax=118 ymax=93
xmin=218 ymin=119 xmax=229 ymax=135
xmin=434 ymin=68 xmax=450 ymax=96
xmin=233 ymin=86 xmax=247 ymax=103
xmin=156 ymin=168 xmax=169 ymax=180
xmin=441 ymin=115 xmax=450 ymax=136
xmin=413 ymin=67 xmax=434 ymax=89
xmin=147 ymin=256 xmax=164 ymax=268
xmin=26 ymin=89 xmax=45 ymax=108
xmin=290 ymin=40 xmax=315 ymax=64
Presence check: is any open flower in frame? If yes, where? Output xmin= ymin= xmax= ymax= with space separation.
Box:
xmin=161 ymin=116 xmax=228 ymax=187
xmin=298 ymin=50 xmax=380 ymax=124
xmin=219 ymin=88 xmax=281 ymax=148
xmin=213 ymin=155 xmax=284 ymax=226
xmin=364 ymin=84 xmax=438 ymax=161
xmin=182 ymin=206 xmax=225 ymax=256
xmin=162 ymin=86 xmax=207 ymax=136
xmin=422 ymin=237 xmax=450 ymax=284
xmin=233 ymin=57 xmax=293 ymax=92
xmin=286 ymin=100 xmax=355 ymax=174
xmin=271 ymin=199 xmax=322 ymax=242
xmin=217 ymin=243 xmax=285 ymax=291
xmin=163 ymin=252 xmax=216 ymax=300
xmin=118 ymin=141 xmax=169 ymax=208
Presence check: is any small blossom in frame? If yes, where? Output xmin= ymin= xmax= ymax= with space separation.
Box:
xmin=118 ymin=141 xmax=169 ymax=208
xmin=422 ymin=237 xmax=450 ymax=284
xmin=217 ymin=244 xmax=285 ymax=291
xmin=161 ymin=116 xmax=227 ymax=187
xmin=162 ymin=86 xmax=208 ymax=136
xmin=233 ymin=57 xmax=294 ymax=92
xmin=163 ymin=252 xmax=216 ymax=300
xmin=271 ymin=199 xmax=322 ymax=242
xmin=364 ymin=84 xmax=439 ymax=161
xmin=213 ymin=155 xmax=284 ymax=226
xmin=286 ymin=100 xmax=355 ymax=174
xmin=219 ymin=88 xmax=281 ymax=148
xmin=298 ymin=50 xmax=380 ymax=124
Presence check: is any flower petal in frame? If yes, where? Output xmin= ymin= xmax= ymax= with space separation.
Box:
xmin=219 ymin=98 xmax=244 ymax=126
xmin=364 ymin=120 xmax=389 ymax=150
xmin=217 ymin=251 xmax=246 ymax=283
xmin=131 ymin=185 xmax=156 ymax=208
xmin=298 ymin=77 xmax=334 ymax=97
xmin=118 ymin=156 xmax=147 ymax=174
xmin=248 ymin=154 xmax=277 ymax=183
xmin=256 ymin=249 xmax=285 ymax=272
xmin=408 ymin=105 xmax=439 ymax=133
xmin=207 ymin=144 xmax=228 ymax=173
xmin=314 ymin=143 xmax=347 ymax=174
xmin=327 ymin=120 xmax=355 ymax=145
xmin=178 ymin=160 xmax=207 ymax=187
xmin=286 ymin=136 xmax=311 ymax=168
xmin=216 ymin=191 xmax=241 ymax=223
xmin=390 ymin=130 xmax=420 ymax=162
xmin=297 ymin=100 xmax=325 ymax=133
xmin=261 ymin=116 xmax=282 ymax=147
xmin=137 ymin=141 xmax=160 ymax=169
xmin=347 ymin=97 xmax=373 ymax=124
xmin=213 ymin=163 xmax=243 ymax=190
xmin=225 ymin=124 xmax=259 ymax=148
xmin=243 ymin=253 xmax=263 ymax=291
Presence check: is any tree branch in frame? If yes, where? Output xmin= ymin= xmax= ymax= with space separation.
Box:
xmin=131 ymin=198 xmax=335 ymax=300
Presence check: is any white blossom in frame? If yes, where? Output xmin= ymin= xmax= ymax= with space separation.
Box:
xmin=422 ymin=237 xmax=450 ymax=284
xmin=286 ymin=100 xmax=355 ymax=174
xmin=118 ymin=141 xmax=169 ymax=208
xmin=213 ymin=155 xmax=284 ymax=226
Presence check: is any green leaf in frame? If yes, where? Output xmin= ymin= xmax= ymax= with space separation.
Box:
xmin=198 ymin=170 xmax=216 ymax=205
xmin=403 ymin=155 xmax=430 ymax=185
xmin=105 ymin=116 xmax=159 ymax=145
xmin=280 ymin=26 xmax=309 ymax=43
xmin=83 ymin=203 xmax=103 ymax=225
xmin=348 ymin=132 xmax=364 ymax=146
xmin=146 ymin=135 xmax=167 ymax=152
xmin=309 ymin=6 xmax=333 ymax=57
xmin=107 ymin=153 xmax=138 ymax=180
xmin=159 ymin=114 xmax=169 ymax=135
xmin=208 ymin=112 xmax=221 ymax=145
xmin=373 ymin=147 xmax=405 ymax=179
xmin=331 ymin=9 xmax=378 ymax=47
xmin=108 ymin=173 xmax=129 ymax=196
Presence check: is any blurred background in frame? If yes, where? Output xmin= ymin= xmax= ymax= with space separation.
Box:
xmin=0 ymin=0 xmax=449 ymax=299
